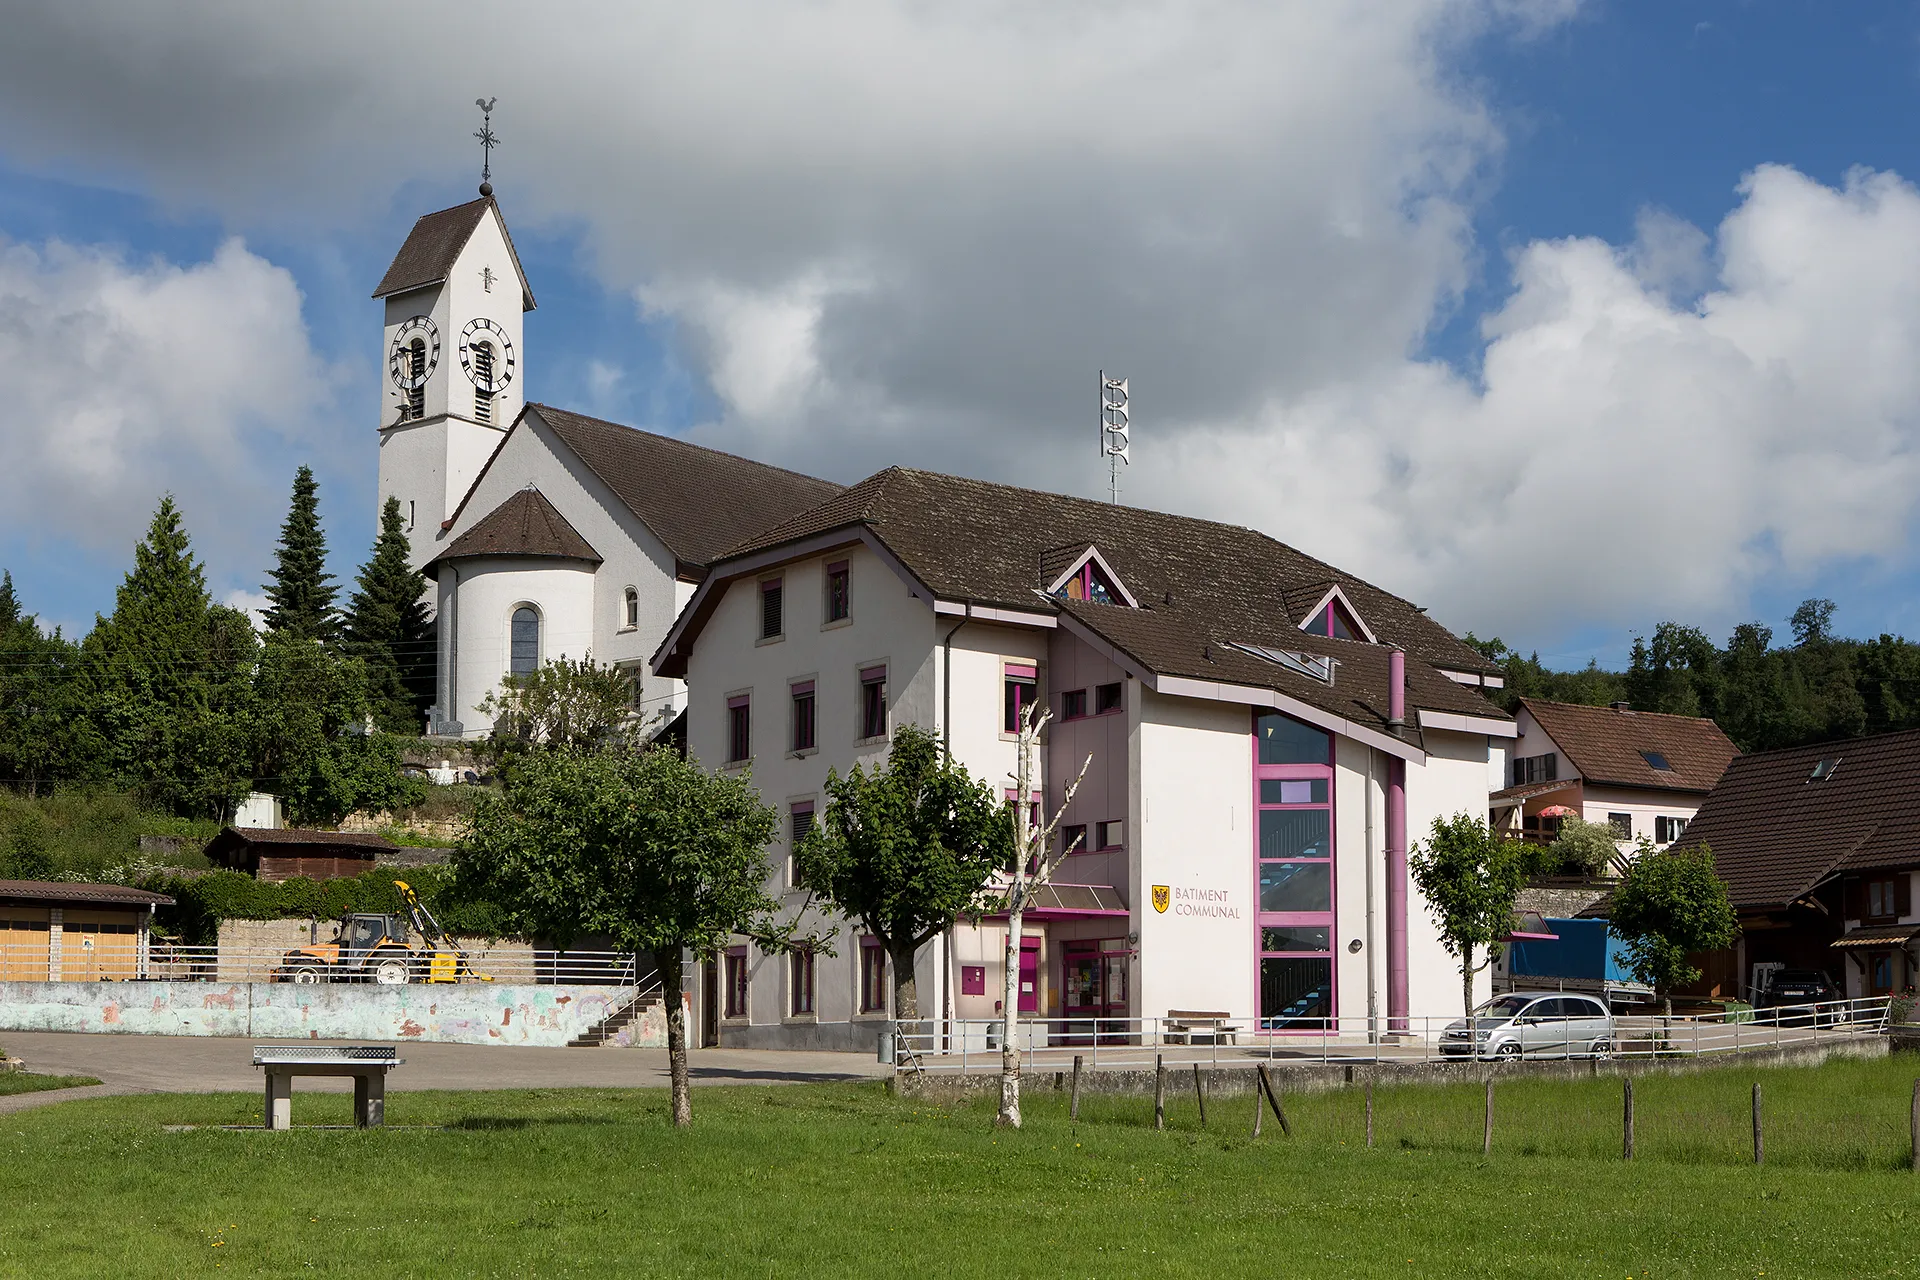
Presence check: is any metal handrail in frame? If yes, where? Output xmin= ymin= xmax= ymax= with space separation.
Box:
xmin=890 ymin=997 xmax=1893 ymax=1073
xmin=0 ymin=940 xmax=654 ymax=986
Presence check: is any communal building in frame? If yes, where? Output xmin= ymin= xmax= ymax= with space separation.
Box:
xmin=655 ymin=467 xmax=1518 ymax=1049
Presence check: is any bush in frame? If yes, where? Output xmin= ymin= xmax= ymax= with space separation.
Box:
xmin=136 ymin=862 xmax=508 ymax=944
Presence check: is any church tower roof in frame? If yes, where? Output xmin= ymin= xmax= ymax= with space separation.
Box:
xmin=373 ymin=196 xmax=536 ymax=311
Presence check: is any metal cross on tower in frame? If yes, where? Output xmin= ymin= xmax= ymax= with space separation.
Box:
xmin=474 ymin=97 xmax=499 ymax=195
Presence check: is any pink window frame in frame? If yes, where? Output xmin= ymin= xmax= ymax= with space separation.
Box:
xmin=789 ymin=680 xmax=816 ymax=752
xmin=1250 ymin=709 xmax=1336 ymax=1035
xmin=859 ymin=666 xmax=887 ymax=740
xmin=724 ymin=946 xmax=749 ymax=1018
xmin=1003 ymin=662 xmax=1038 ymax=733
xmin=726 ymin=695 xmax=751 ymax=763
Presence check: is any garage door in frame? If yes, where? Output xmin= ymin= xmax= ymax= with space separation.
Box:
xmin=0 ymin=910 xmax=51 ymax=981
xmin=60 ymin=913 xmax=140 ymax=981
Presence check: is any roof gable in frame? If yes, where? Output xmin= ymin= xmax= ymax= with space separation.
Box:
xmin=665 ymin=466 xmax=1509 ymax=742
xmin=373 ymin=196 xmax=535 ymax=311
xmin=1297 ymin=583 xmax=1378 ymax=644
xmin=1043 ymin=545 xmax=1140 ymax=608
xmin=525 ymin=405 xmax=843 ymax=578
xmin=1519 ymin=698 xmax=1737 ymax=794
xmin=425 ymin=487 xmax=600 ymax=578
xmin=1675 ymin=727 xmax=1920 ymax=907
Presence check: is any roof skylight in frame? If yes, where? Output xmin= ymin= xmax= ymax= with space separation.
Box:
xmin=1225 ymin=641 xmax=1335 ymax=685
xmin=1809 ymin=757 xmax=1841 ymax=783
xmin=1641 ymin=750 xmax=1672 ymax=771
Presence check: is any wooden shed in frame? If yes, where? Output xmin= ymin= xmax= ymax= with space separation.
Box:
xmin=202 ymin=828 xmax=399 ymax=883
xmin=0 ymin=880 xmax=175 ymax=982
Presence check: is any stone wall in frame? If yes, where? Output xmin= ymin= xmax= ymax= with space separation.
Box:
xmin=0 ymin=980 xmax=660 ymax=1047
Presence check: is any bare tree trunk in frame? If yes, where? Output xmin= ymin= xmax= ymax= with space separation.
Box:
xmin=890 ymin=938 xmax=920 ymax=1021
xmin=656 ymin=945 xmax=692 ymax=1128
xmin=1463 ymin=944 xmax=1477 ymax=1057
xmin=997 ymin=901 xmax=1025 ymax=1128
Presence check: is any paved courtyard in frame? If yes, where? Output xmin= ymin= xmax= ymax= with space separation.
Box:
xmin=0 ymin=1030 xmax=889 ymax=1114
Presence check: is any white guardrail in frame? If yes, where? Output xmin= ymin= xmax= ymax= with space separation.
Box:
xmin=893 ymin=997 xmax=1894 ymax=1072
xmin=0 ymin=941 xmax=652 ymax=986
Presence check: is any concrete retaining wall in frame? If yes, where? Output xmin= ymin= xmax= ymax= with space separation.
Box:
xmin=893 ymin=1037 xmax=1890 ymax=1100
xmin=0 ymin=981 xmax=662 ymax=1048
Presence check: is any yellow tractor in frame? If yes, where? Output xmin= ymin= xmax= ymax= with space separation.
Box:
xmin=275 ymin=881 xmax=491 ymax=985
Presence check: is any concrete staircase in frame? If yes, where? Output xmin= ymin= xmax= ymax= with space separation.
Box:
xmin=566 ymin=987 xmax=663 ymax=1047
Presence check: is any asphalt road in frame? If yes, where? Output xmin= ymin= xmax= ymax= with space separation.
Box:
xmin=0 ymin=1031 xmax=889 ymax=1114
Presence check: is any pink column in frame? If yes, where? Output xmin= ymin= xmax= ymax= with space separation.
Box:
xmin=1386 ymin=649 xmax=1409 ymax=1031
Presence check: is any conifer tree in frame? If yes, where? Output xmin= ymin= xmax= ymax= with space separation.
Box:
xmin=345 ymin=496 xmax=434 ymax=733
xmin=261 ymin=465 xmax=338 ymax=643
xmin=0 ymin=572 xmax=93 ymax=793
xmin=84 ymin=497 xmax=257 ymax=815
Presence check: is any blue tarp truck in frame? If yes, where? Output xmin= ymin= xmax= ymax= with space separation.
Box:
xmin=1504 ymin=917 xmax=1649 ymax=1004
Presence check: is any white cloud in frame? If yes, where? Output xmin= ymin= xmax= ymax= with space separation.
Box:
xmin=223 ymin=587 xmax=271 ymax=633
xmin=0 ymin=235 xmax=338 ymax=571
xmin=1149 ymin=165 xmax=1920 ymax=639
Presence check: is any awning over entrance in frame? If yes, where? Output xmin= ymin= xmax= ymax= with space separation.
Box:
xmin=985 ymin=883 xmax=1128 ymax=918
xmin=1831 ymin=923 xmax=1920 ymax=949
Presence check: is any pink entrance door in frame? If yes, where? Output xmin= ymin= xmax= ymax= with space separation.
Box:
xmin=1018 ymin=937 xmax=1040 ymax=1014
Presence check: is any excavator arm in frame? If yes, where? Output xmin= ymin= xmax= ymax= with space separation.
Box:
xmin=392 ymin=880 xmax=492 ymax=982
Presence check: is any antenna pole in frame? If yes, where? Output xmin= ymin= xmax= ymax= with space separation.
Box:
xmin=1099 ymin=371 xmax=1130 ymax=504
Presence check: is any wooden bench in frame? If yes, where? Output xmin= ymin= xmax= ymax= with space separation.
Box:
xmin=1164 ymin=1010 xmax=1237 ymax=1045
xmin=253 ymin=1046 xmax=403 ymax=1129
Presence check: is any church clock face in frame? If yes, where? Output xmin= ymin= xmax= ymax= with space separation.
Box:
xmin=459 ymin=317 xmax=517 ymax=393
xmin=387 ymin=316 xmax=440 ymax=389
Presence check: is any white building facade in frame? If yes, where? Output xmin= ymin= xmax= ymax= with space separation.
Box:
xmin=657 ymin=468 xmax=1518 ymax=1050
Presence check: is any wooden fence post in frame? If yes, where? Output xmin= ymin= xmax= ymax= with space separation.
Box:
xmin=1154 ymin=1054 xmax=1166 ymax=1131
xmin=1192 ymin=1064 xmax=1207 ymax=1129
xmin=1251 ymin=1072 xmax=1264 ymax=1138
xmin=1752 ymin=1082 xmax=1763 ymax=1166
xmin=1257 ymin=1064 xmax=1292 ymax=1137
xmin=1483 ymin=1077 xmax=1493 ymax=1157
xmin=1069 ymin=1054 xmax=1082 ymax=1122
xmin=1622 ymin=1076 xmax=1634 ymax=1161
xmin=1910 ymin=1078 xmax=1918 ymax=1174
xmin=1365 ymin=1080 xmax=1374 ymax=1150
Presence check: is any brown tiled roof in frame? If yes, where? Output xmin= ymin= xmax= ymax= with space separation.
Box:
xmin=1672 ymin=728 xmax=1920 ymax=907
xmin=203 ymin=827 xmax=397 ymax=871
xmin=372 ymin=196 xmax=535 ymax=310
xmin=528 ymin=405 xmax=844 ymax=578
xmin=1520 ymin=699 xmax=1737 ymax=794
xmin=425 ymin=488 xmax=599 ymax=579
xmin=672 ymin=467 xmax=1508 ymax=738
xmin=0 ymin=880 xmax=174 ymax=907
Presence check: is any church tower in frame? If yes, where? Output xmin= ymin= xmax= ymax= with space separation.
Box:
xmin=372 ymin=187 xmax=535 ymax=576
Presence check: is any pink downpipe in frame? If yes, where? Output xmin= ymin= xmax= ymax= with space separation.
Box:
xmin=1386 ymin=650 xmax=1409 ymax=1032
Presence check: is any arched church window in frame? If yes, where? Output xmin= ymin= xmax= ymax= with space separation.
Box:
xmin=406 ymin=338 xmax=427 ymax=420
xmin=623 ymin=587 xmax=639 ymax=630
xmin=473 ymin=342 xmax=495 ymax=424
xmin=510 ymin=606 xmax=540 ymax=679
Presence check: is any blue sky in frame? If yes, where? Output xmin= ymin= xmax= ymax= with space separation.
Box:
xmin=1 ymin=1 xmax=1918 ymax=670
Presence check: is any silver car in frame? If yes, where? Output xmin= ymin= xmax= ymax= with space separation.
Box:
xmin=1439 ymin=992 xmax=1614 ymax=1059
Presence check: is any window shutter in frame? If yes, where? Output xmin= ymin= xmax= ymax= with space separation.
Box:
xmin=1899 ymin=874 xmax=1913 ymax=919
xmin=761 ymin=582 xmax=783 ymax=638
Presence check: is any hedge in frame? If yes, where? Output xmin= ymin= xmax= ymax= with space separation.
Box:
xmin=137 ymin=863 xmax=510 ymax=945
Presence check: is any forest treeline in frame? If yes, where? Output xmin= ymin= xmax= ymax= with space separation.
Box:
xmin=1466 ymin=598 xmax=1920 ymax=753
xmin=0 ymin=467 xmax=436 ymax=825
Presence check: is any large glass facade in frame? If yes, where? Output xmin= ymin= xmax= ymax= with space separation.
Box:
xmin=1254 ymin=711 xmax=1334 ymax=1030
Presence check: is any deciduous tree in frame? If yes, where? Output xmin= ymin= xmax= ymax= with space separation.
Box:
xmin=992 ymin=705 xmax=1090 ymax=1130
xmin=1409 ymin=812 xmax=1528 ymax=1021
xmin=794 ymin=724 xmax=1011 ymax=1029
xmin=456 ymin=747 xmax=786 ymax=1127
xmin=478 ymin=654 xmax=638 ymax=756
xmin=1608 ymin=842 xmax=1738 ymax=1017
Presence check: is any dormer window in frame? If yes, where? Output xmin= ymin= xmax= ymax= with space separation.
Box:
xmin=1298 ymin=585 xmax=1377 ymax=643
xmin=1044 ymin=546 xmax=1139 ymax=608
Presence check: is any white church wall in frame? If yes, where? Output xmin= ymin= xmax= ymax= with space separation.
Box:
xmin=432 ymin=412 xmax=687 ymax=737
xmin=442 ymin=558 xmax=595 ymax=732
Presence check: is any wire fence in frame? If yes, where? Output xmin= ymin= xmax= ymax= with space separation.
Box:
xmin=0 ymin=940 xmax=655 ymax=987
xmin=894 ymin=998 xmax=1894 ymax=1073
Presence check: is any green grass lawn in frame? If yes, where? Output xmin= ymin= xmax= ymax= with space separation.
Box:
xmin=3 ymin=1056 xmax=1919 ymax=1277
xmin=0 ymin=1071 xmax=99 ymax=1096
